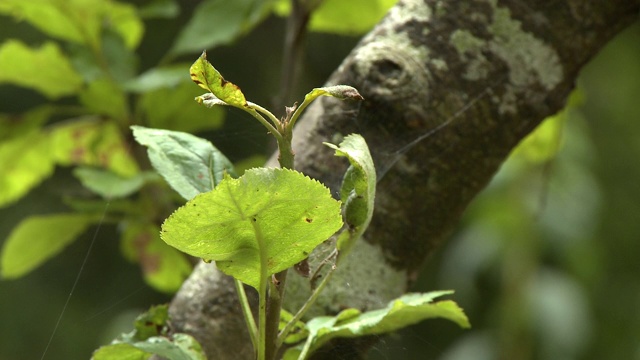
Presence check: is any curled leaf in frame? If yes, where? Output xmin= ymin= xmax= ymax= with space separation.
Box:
xmin=189 ymin=51 xmax=248 ymax=108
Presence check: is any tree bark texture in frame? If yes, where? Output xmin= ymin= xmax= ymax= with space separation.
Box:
xmin=168 ymin=0 xmax=639 ymax=358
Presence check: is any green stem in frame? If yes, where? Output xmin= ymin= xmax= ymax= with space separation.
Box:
xmin=246 ymin=107 xmax=283 ymax=144
xmin=234 ymin=279 xmax=259 ymax=351
xmin=252 ymin=220 xmax=269 ymax=360
xmin=277 ymin=263 xmax=337 ymax=348
xmin=265 ymin=270 xmax=287 ymax=360
xmin=287 ymin=96 xmax=314 ymax=129
xmin=248 ymin=102 xmax=282 ymax=129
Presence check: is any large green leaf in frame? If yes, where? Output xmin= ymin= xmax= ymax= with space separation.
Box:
xmin=78 ymin=78 xmax=128 ymax=119
xmin=189 ymin=51 xmax=248 ymax=108
xmin=120 ymin=222 xmax=192 ymax=293
xmin=139 ymin=81 xmax=225 ymax=133
xmin=0 ymin=130 xmax=55 ymax=207
xmin=0 ymin=0 xmax=143 ymax=49
xmin=0 ymin=40 xmax=83 ymax=99
xmin=324 ymin=134 xmax=376 ymax=256
xmin=50 ymin=118 xmax=139 ymax=177
xmin=273 ymin=0 xmax=397 ymax=35
xmin=169 ymin=0 xmax=270 ymax=56
xmin=284 ymin=291 xmax=470 ymax=359
xmin=0 ymin=214 xmax=95 ymax=279
xmin=131 ymin=126 xmax=235 ymax=200
xmin=161 ymin=168 xmax=343 ymax=289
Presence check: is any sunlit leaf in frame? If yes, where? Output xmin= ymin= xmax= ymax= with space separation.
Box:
xmin=50 ymin=118 xmax=139 ymax=177
xmin=0 ymin=130 xmax=55 ymax=208
xmin=0 ymin=0 xmax=143 ymax=49
xmin=161 ymin=168 xmax=343 ymax=289
xmin=139 ymin=82 xmax=225 ymax=133
xmin=0 ymin=40 xmax=83 ymax=99
xmin=304 ymin=86 xmax=364 ymax=103
xmin=169 ymin=0 xmax=270 ymax=56
xmin=189 ymin=52 xmax=248 ymax=108
xmin=284 ymin=291 xmax=470 ymax=359
xmin=120 ymin=222 xmax=192 ymax=293
xmin=0 ymin=214 xmax=95 ymax=279
xmin=273 ymin=0 xmax=397 ymax=35
xmin=92 ymin=343 xmax=150 ymax=360
xmin=131 ymin=126 xmax=235 ymax=200
xmin=324 ymin=134 xmax=376 ymax=256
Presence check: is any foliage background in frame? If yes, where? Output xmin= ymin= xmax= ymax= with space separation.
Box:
xmin=0 ymin=1 xmax=638 ymax=359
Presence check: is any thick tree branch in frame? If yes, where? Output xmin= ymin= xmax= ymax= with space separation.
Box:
xmin=168 ymin=0 xmax=639 ymax=358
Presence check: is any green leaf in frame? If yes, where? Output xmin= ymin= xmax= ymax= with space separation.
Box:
xmin=139 ymin=81 xmax=225 ymax=133
xmin=304 ymin=86 xmax=364 ymax=103
xmin=125 ymin=64 xmax=191 ymax=93
xmin=1 ymin=214 xmax=95 ymax=278
xmin=0 ymin=0 xmax=143 ymax=49
xmin=78 ymin=78 xmax=128 ymax=119
xmin=0 ymin=106 xmax=53 ymax=141
xmin=93 ymin=305 xmax=206 ymax=360
xmin=138 ymin=0 xmax=179 ymax=19
xmin=126 ymin=334 xmax=206 ymax=360
xmin=273 ymin=0 xmax=397 ymax=35
xmin=132 ymin=304 xmax=169 ymax=340
xmin=189 ymin=51 xmax=248 ymax=108
xmin=280 ymin=309 xmax=309 ymax=345
xmin=290 ymin=86 xmax=363 ymax=128
xmin=285 ymin=291 xmax=470 ymax=359
xmin=0 ymin=40 xmax=83 ymax=99
xmin=160 ymin=168 xmax=343 ymax=289
xmin=324 ymin=134 xmax=376 ymax=256
xmin=0 ymin=130 xmax=55 ymax=207
xmin=120 ymin=222 xmax=193 ymax=293
xmin=131 ymin=126 xmax=235 ymax=200
xmin=50 ymin=118 xmax=139 ymax=177
xmin=73 ymin=167 xmax=157 ymax=199
xmin=169 ymin=0 xmax=270 ymax=56
xmin=92 ymin=343 xmax=150 ymax=360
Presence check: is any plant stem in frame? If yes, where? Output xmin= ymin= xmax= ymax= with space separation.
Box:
xmin=277 ymin=263 xmax=337 ymax=347
xmin=246 ymin=107 xmax=283 ymax=143
xmin=234 ymin=279 xmax=258 ymax=351
xmin=265 ymin=270 xmax=287 ymax=360
xmin=252 ymin=220 xmax=269 ymax=360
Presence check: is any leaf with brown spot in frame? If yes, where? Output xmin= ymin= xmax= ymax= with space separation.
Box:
xmin=189 ymin=51 xmax=248 ymax=108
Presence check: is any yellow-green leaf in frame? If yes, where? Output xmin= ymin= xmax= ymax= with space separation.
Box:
xmin=0 ymin=0 xmax=143 ymax=49
xmin=161 ymin=168 xmax=343 ymax=289
xmin=0 ymin=130 xmax=55 ymax=207
xmin=0 ymin=40 xmax=83 ymax=99
xmin=189 ymin=51 xmax=248 ymax=108
xmin=79 ymin=78 xmax=129 ymax=119
xmin=120 ymin=222 xmax=192 ymax=293
xmin=50 ymin=118 xmax=139 ymax=177
xmin=273 ymin=0 xmax=398 ymax=35
xmin=1 ymin=214 xmax=95 ymax=279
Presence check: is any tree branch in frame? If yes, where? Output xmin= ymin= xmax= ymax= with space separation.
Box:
xmin=167 ymin=0 xmax=639 ymax=358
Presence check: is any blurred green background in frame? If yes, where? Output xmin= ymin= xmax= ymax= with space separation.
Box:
xmin=0 ymin=1 xmax=638 ymax=359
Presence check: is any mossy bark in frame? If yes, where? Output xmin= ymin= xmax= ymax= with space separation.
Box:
xmin=167 ymin=0 xmax=639 ymax=358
